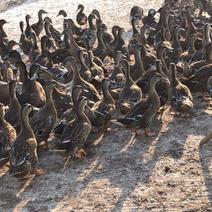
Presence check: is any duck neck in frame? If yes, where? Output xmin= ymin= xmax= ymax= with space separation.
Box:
xmin=0 ymin=113 xmax=6 ymax=125
xmin=26 ymin=17 xmax=31 ymax=29
xmin=46 ymin=51 xmax=53 ymax=69
xmin=73 ymin=65 xmax=84 ymax=85
xmin=173 ymin=28 xmax=181 ymax=48
xmin=171 ymin=66 xmax=179 ymax=87
xmin=77 ymin=103 xmax=90 ymax=123
xmin=188 ymin=35 xmax=196 ymax=55
xmin=135 ymin=48 xmax=145 ymax=76
xmin=157 ymin=48 xmax=169 ymax=77
xmin=88 ymin=51 xmax=95 ymax=66
xmin=9 ymin=84 xmax=18 ymax=103
xmin=20 ymin=66 xmax=30 ymax=84
xmin=131 ymin=19 xmax=139 ymax=35
xmin=38 ymin=12 xmax=43 ymax=22
xmin=204 ymin=25 xmax=211 ymax=47
xmin=149 ymin=79 xmax=160 ymax=101
xmin=80 ymin=53 xmax=89 ymax=70
xmin=125 ymin=65 xmax=134 ymax=86
xmin=20 ymin=23 xmax=24 ymax=34
xmin=140 ymin=27 xmax=147 ymax=44
xmin=44 ymin=23 xmax=51 ymax=38
xmin=68 ymin=29 xmax=79 ymax=50
xmin=78 ymin=8 xmax=84 ymax=15
xmin=31 ymin=33 xmax=38 ymax=50
xmin=21 ymin=111 xmax=34 ymax=136
xmin=45 ymin=88 xmax=54 ymax=107
xmin=206 ymin=46 xmax=212 ymax=63
xmin=102 ymin=83 xmax=114 ymax=104
xmin=97 ymin=30 xmax=106 ymax=49
xmin=88 ymin=17 xmax=96 ymax=30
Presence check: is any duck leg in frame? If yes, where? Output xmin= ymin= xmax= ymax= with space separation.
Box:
xmin=144 ymin=128 xmax=156 ymax=137
xmin=63 ymin=156 xmax=71 ymax=170
xmin=159 ymin=105 xmax=169 ymax=120
xmin=32 ymin=167 xmax=46 ymax=176
xmin=74 ymin=148 xmax=87 ymax=159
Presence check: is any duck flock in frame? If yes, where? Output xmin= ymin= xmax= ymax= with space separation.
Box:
xmin=0 ymin=0 xmax=211 ymax=179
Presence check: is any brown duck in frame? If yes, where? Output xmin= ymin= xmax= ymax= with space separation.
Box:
xmin=0 ymin=103 xmax=16 ymax=167
xmin=9 ymin=104 xmax=45 ymax=178
xmin=30 ymin=80 xmax=63 ymax=148
xmin=16 ymin=62 xmax=46 ymax=107
xmin=31 ymin=10 xmax=48 ymax=39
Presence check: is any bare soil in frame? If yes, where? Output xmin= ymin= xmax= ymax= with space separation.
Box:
xmin=0 ymin=0 xmax=212 ymax=211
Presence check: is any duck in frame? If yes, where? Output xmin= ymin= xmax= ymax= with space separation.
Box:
xmin=117 ymin=74 xmax=168 ymax=137
xmin=28 ymin=32 xmax=40 ymax=63
xmin=86 ymin=78 xmax=115 ymax=132
xmin=0 ymin=103 xmax=16 ymax=167
xmin=169 ymin=63 xmax=193 ymax=115
xmin=93 ymin=24 xmax=113 ymax=61
xmin=172 ymin=26 xmax=183 ymax=63
xmin=36 ymin=50 xmax=68 ymax=81
xmin=119 ymin=58 xmax=142 ymax=113
xmin=25 ymin=15 xmax=33 ymax=39
xmin=109 ymin=25 xmax=119 ymax=50
xmin=16 ymin=62 xmax=46 ymax=107
xmin=30 ymin=80 xmax=63 ymax=148
xmin=46 ymin=17 xmax=63 ymax=47
xmin=5 ymin=80 xmax=21 ymax=129
xmin=31 ymin=9 xmax=48 ymax=39
xmin=0 ymin=39 xmax=20 ymax=61
xmin=76 ymin=4 xmax=87 ymax=27
xmin=130 ymin=44 xmax=146 ymax=82
xmin=82 ymin=14 xmax=97 ymax=50
xmin=53 ymin=85 xmax=83 ymax=137
xmin=9 ymin=104 xmax=45 ymax=178
xmin=87 ymin=50 xmax=105 ymax=88
xmin=53 ymin=96 xmax=91 ymax=168
xmin=19 ymin=21 xmax=34 ymax=56
xmin=67 ymin=56 xmax=101 ymax=101
xmin=7 ymin=50 xmax=23 ymax=67
xmin=78 ymin=50 xmax=92 ymax=81
xmin=52 ymin=86 xmax=72 ymax=118
xmin=113 ymin=27 xmax=129 ymax=59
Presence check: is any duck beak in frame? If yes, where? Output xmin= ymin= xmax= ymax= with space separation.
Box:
xmin=32 ymin=106 xmax=40 ymax=113
xmin=56 ymin=82 xmax=67 ymax=89
xmin=31 ymin=73 xmax=38 ymax=80
xmin=9 ymin=63 xmax=17 ymax=70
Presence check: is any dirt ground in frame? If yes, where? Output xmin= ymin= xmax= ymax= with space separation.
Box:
xmin=0 ymin=0 xmax=212 ymax=211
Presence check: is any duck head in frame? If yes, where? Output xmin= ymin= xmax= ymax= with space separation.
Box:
xmin=25 ymin=15 xmax=32 ymax=22
xmin=92 ymin=9 xmax=101 ymax=19
xmin=130 ymin=6 xmax=144 ymax=21
xmin=148 ymin=9 xmax=156 ymax=17
xmin=38 ymin=9 xmax=48 ymax=16
xmin=44 ymin=17 xmax=53 ymax=24
xmin=57 ymin=10 xmax=67 ymax=17
xmin=77 ymin=4 xmax=85 ymax=12
xmin=0 ymin=19 xmax=8 ymax=26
